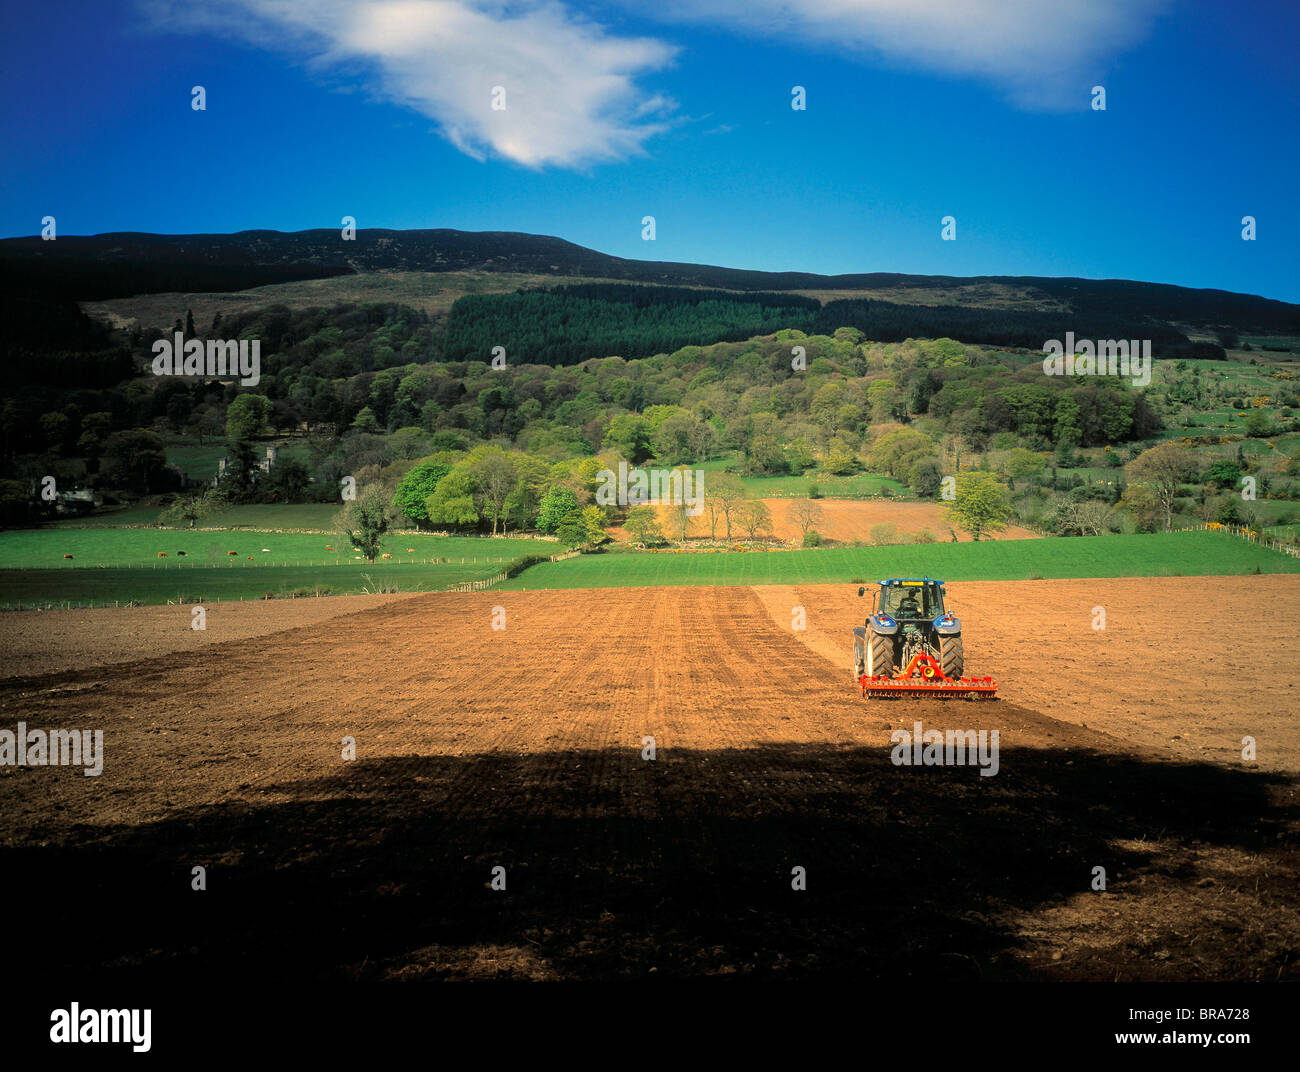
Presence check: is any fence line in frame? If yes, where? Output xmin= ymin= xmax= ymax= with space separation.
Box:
xmin=1182 ymin=521 xmax=1300 ymax=558
xmin=443 ymin=548 xmax=583 ymax=593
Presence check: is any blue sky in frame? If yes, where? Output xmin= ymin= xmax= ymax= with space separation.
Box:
xmin=2 ymin=0 xmax=1296 ymax=301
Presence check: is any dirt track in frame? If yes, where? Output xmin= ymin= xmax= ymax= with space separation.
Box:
xmin=0 ymin=577 xmax=1296 ymax=982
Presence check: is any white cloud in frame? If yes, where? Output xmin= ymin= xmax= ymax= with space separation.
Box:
xmin=140 ymin=0 xmax=1165 ymax=171
xmin=142 ymin=0 xmax=678 ymax=168
xmin=639 ymin=0 xmax=1167 ymax=109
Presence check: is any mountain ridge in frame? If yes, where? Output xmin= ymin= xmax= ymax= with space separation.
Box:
xmin=2 ymin=228 xmax=1296 ymax=333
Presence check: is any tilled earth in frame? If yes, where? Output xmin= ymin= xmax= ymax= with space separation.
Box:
xmin=0 ymin=577 xmax=1296 ymax=982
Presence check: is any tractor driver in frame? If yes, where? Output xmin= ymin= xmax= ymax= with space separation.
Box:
xmin=896 ymin=590 xmax=922 ymax=617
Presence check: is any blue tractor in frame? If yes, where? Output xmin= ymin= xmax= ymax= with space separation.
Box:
xmin=852 ymin=578 xmax=996 ymax=697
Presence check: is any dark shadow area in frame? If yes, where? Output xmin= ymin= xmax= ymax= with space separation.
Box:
xmin=5 ymin=744 xmax=1297 ymax=983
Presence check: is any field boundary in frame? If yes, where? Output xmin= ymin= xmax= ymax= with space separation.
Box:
xmin=1180 ymin=521 xmax=1300 ymax=558
xmin=446 ymin=548 xmax=583 ymax=592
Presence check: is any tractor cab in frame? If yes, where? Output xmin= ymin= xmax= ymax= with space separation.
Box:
xmin=875 ymin=578 xmax=947 ymax=623
xmin=858 ymin=578 xmax=950 ymax=629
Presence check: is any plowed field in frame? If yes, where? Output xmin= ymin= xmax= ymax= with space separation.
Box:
xmin=1 ymin=576 xmax=1296 ymax=982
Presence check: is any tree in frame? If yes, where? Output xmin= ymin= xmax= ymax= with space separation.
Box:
xmin=666 ymin=466 xmax=699 ymax=542
xmin=706 ymin=472 xmax=746 ymax=540
xmin=192 ymin=405 xmax=226 ymax=446
xmin=824 ymin=437 xmax=859 ymax=475
xmin=39 ymin=411 xmax=70 ymax=453
xmin=945 ymin=471 xmax=1013 ymax=541
xmin=216 ymin=439 xmax=262 ymax=501
xmin=470 ymin=447 xmax=518 ymax=535
xmin=162 ymin=487 xmax=227 ymax=529
xmin=786 ymin=499 xmax=824 ymax=538
xmin=1215 ymin=497 xmax=1242 ymax=525
xmin=1244 ymin=411 xmax=1273 ymax=437
xmin=100 ymin=430 xmax=172 ymax=494
xmin=909 ymin=456 xmax=944 ymax=498
xmin=389 ymin=427 xmax=433 ymax=460
xmin=537 ymin=486 xmax=580 ymax=533
xmin=869 ymin=522 xmax=897 ymax=546
xmin=869 ymin=427 xmax=933 ymax=480
xmin=653 ymin=411 xmax=705 ymax=465
xmin=624 ymin=505 xmax=665 ymax=547
xmin=734 ymin=498 xmax=773 ymax=539
xmin=603 ymin=414 xmax=654 ymax=463
xmin=579 ymin=505 xmax=608 ymax=545
xmin=336 ymin=485 xmax=391 ymax=562
xmin=425 ymin=466 xmax=480 ymax=528
xmin=743 ymin=413 xmax=788 ymax=474
xmin=350 ymin=406 xmax=380 ymax=434
xmin=504 ymin=454 xmax=550 ymax=531
xmin=393 ymin=459 xmax=453 ymax=526
xmin=1204 ymin=460 xmax=1243 ymax=489
xmin=555 ymin=512 xmax=589 ymax=548
xmin=1052 ymin=498 xmax=1115 ymax=536
xmin=265 ymin=458 xmax=310 ymax=504
xmin=1120 ymin=482 xmax=1162 ymax=532
xmin=1127 ymin=442 xmax=1197 ymax=532
xmin=703 ymin=496 xmax=723 ymax=540
xmin=76 ymin=411 xmax=114 ymax=470
xmin=1003 ymin=447 xmax=1046 ymax=479
xmin=225 ymin=394 xmax=272 ymax=439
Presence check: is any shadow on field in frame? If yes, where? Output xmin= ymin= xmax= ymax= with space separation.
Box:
xmin=6 ymin=745 xmax=1297 ymax=983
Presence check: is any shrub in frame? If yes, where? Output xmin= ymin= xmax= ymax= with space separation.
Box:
xmin=503 ymin=552 xmax=554 ymax=578
xmin=802 ymin=529 xmax=822 ymax=548
xmin=807 ymin=482 xmax=822 ymax=499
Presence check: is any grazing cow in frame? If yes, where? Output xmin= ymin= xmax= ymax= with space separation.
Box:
xmin=176 ymin=550 xmax=187 ymax=556
xmin=157 ymin=552 xmax=167 ymax=557
xmin=228 ymin=551 xmax=238 ymax=556
xmin=325 ymin=546 xmax=334 ymax=551
xmin=63 ymin=554 xmax=73 ymax=560
xmin=381 ymin=553 xmax=393 ymax=559
xmin=406 ymin=548 xmax=415 ymax=552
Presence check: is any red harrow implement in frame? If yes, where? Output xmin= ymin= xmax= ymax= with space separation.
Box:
xmin=859 ymin=650 xmax=997 ymax=699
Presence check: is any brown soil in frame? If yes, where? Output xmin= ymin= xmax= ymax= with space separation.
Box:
xmin=610 ymin=497 xmax=1040 ymax=544
xmin=0 ymin=592 xmax=422 ymax=678
xmin=1 ymin=578 xmax=1295 ymax=983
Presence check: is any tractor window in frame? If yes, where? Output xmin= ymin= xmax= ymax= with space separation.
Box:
xmin=881 ymin=586 xmax=942 ymax=617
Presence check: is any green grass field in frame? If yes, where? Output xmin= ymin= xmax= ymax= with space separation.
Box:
xmin=0 ymin=529 xmax=538 ymax=569
xmin=4 ymin=526 xmax=1296 ymax=608
xmin=55 ymin=503 xmax=347 ymax=530
xmin=495 ymin=531 xmax=1300 ymax=590
xmin=0 ymin=560 xmax=506 ymax=607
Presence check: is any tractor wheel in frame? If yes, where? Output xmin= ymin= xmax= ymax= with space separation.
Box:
xmin=939 ymin=634 xmax=964 ymax=680
xmin=867 ymin=631 xmax=899 ymax=678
